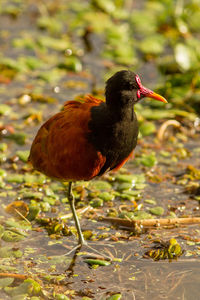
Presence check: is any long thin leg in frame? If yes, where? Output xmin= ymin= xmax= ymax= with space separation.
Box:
xmin=68 ymin=181 xmax=87 ymax=246
xmin=66 ymin=182 xmax=112 ymax=260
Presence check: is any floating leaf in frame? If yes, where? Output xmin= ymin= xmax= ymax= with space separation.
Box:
xmin=0 ymin=277 xmax=14 ymax=288
xmin=37 ymin=16 xmax=62 ymax=34
xmin=58 ymin=56 xmax=82 ymax=72
xmin=115 ymin=174 xmax=136 ymax=184
xmin=6 ymin=201 xmax=29 ymax=218
xmin=138 ymin=35 xmax=165 ymax=55
xmin=5 ymin=278 xmax=41 ymax=297
xmin=149 ymin=206 xmax=164 ymax=216
xmin=29 ymin=93 xmax=57 ymax=103
xmin=106 ymin=294 xmax=122 ymax=300
xmin=136 ymin=153 xmax=157 ymax=168
xmin=55 ymin=294 xmax=70 ymax=300
xmin=144 ymin=199 xmax=157 ymax=205
xmin=117 ymin=182 xmax=133 ymax=191
xmin=98 ymin=191 xmax=114 ymax=201
xmin=6 ymin=174 xmax=24 ymax=183
xmin=5 ymin=133 xmax=27 ymax=145
xmin=0 ymin=104 xmax=11 ymax=115
xmin=2 ymin=230 xmax=25 ymax=242
xmin=0 ymin=143 xmax=7 ymax=152
xmin=89 ymin=180 xmax=112 ymax=191
xmin=175 ymin=44 xmax=191 ymax=71
xmin=0 ymin=224 xmax=4 ymax=238
xmin=27 ymin=205 xmax=40 ymax=221
xmin=89 ymin=198 xmax=103 ymax=208
xmin=0 ymin=246 xmax=23 ymax=258
xmin=139 ymin=122 xmax=156 ymax=136
xmin=84 ymin=259 xmax=110 ymax=266
xmin=16 ymin=150 xmax=30 ymax=162
xmin=145 ymin=238 xmax=183 ymax=261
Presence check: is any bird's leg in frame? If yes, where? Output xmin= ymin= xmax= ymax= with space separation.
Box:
xmin=68 ymin=181 xmax=87 ymax=246
xmin=66 ymin=182 xmax=112 ymax=260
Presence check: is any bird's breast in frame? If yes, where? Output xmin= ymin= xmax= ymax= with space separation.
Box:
xmin=88 ymin=103 xmax=139 ymax=173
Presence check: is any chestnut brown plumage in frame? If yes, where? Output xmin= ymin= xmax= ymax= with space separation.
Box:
xmin=29 ymin=70 xmax=167 ymax=248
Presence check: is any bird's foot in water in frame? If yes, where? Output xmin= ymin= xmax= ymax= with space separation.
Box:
xmin=64 ymin=241 xmax=112 ymax=261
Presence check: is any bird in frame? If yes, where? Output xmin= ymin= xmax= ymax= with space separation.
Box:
xmin=29 ymin=70 xmax=167 ymax=250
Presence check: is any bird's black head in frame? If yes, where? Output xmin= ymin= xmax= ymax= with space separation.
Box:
xmin=105 ymin=70 xmax=167 ymax=109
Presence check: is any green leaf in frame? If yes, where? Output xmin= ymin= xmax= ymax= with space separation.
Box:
xmin=55 ymin=294 xmax=70 ymax=300
xmin=106 ymin=294 xmax=122 ymax=300
xmin=23 ymin=191 xmax=43 ymax=200
xmin=89 ymin=180 xmax=112 ymax=191
xmin=98 ymin=191 xmax=114 ymax=201
xmin=0 ymin=246 xmax=23 ymax=258
xmin=136 ymin=153 xmax=157 ymax=168
xmin=0 ymin=277 xmax=14 ymax=287
xmin=89 ymin=198 xmax=103 ymax=208
xmin=5 ymin=278 xmax=41 ymax=296
xmin=84 ymin=259 xmax=111 ymax=266
xmin=115 ymin=174 xmax=136 ymax=184
xmin=138 ymin=35 xmax=165 ymax=55
xmin=175 ymin=44 xmax=191 ymax=71
xmin=11 ymin=295 xmax=28 ymax=300
xmin=149 ymin=206 xmax=164 ymax=216
xmin=6 ymin=174 xmax=24 ymax=183
xmin=58 ymin=56 xmax=82 ymax=72
xmin=144 ymin=199 xmax=157 ymax=205
xmin=0 ymin=104 xmax=11 ymax=115
xmin=16 ymin=150 xmax=30 ymax=162
xmin=37 ymin=16 xmax=62 ymax=34
xmin=2 ymin=230 xmax=26 ymax=242
xmin=0 ymin=143 xmax=8 ymax=152
xmin=0 ymin=224 xmax=4 ymax=238
xmin=5 ymin=133 xmax=27 ymax=145
xmin=92 ymin=0 xmax=116 ymax=14
xmin=139 ymin=122 xmax=156 ymax=136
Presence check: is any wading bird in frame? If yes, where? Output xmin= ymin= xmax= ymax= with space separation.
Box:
xmin=29 ymin=70 xmax=167 ymax=250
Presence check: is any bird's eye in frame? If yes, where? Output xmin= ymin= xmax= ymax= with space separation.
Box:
xmin=137 ymin=90 xmax=141 ymax=99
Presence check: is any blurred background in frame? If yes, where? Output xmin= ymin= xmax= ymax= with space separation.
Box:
xmin=1 ymin=0 xmax=200 ymax=113
xmin=1 ymin=1 xmax=200 ymax=299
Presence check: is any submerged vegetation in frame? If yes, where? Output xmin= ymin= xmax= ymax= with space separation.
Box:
xmin=0 ymin=0 xmax=200 ymax=298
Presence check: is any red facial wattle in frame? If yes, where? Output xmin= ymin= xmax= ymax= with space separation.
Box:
xmin=135 ymin=75 xmax=167 ymax=103
xmin=137 ymin=90 xmax=141 ymax=99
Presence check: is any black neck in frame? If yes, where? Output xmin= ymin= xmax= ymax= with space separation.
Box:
xmin=105 ymin=90 xmax=135 ymax=121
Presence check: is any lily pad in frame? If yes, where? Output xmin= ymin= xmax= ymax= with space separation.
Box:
xmin=115 ymin=174 xmax=136 ymax=184
xmin=88 ymin=180 xmax=112 ymax=191
xmin=149 ymin=206 xmax=164 ymax=216
xmin=0 ymin=246 xmax=23 ymax=258
xmin=0 ymin=104 xmax=11 ymax=115
xmin=5 ymin=278 xmax=41 ymax=297
xmin=6 ymin=174 xmax=24 ymax=183
xmin=6 ymin=201 xmax=29 ymax=218
xmin=106 ymin=294 xmax=122 ymax=300
xmin=5 ymin=133 xmax=27 ymax=145
xmin=0 ymin=277 xmax=14 ymax=288
xmin=16 ymin=150 xmax=30 ymax=162
xmin=2 ymin=230 xmax=25 ymax=242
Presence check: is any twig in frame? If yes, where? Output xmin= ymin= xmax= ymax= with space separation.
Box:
xmin=60 ymin=206 xmax=91 ymax=220
xmin=157 ymin=120 xmax=181 ymax=141
xmin=14 ymin=208 xmax=31 ymax=225
xmin=0 ymin=273 xmax=28 ymax=280
xmin=99 ymin=216 xmax=200 ymax=229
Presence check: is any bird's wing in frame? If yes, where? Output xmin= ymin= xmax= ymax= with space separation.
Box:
xmin=29 ymin=96 xmax=106 ymax=181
